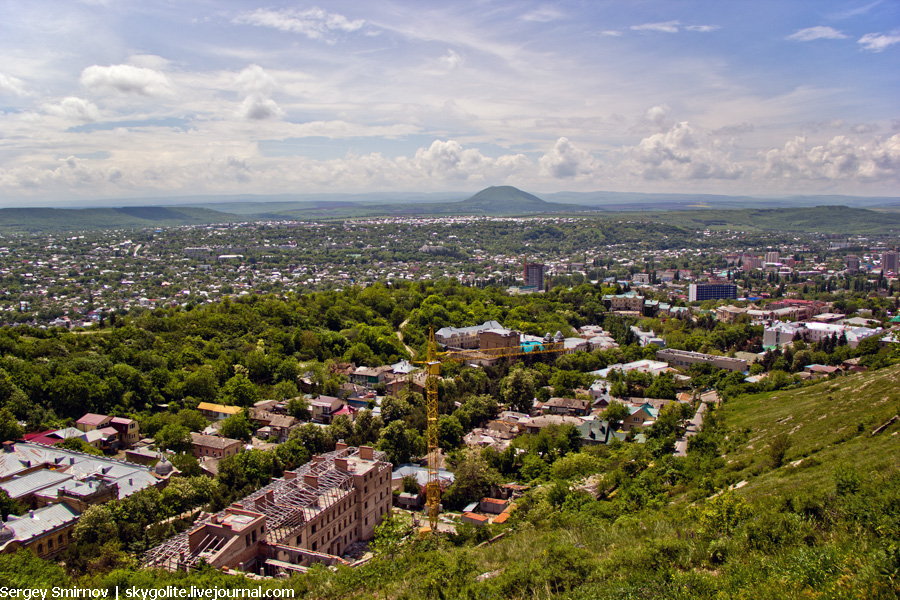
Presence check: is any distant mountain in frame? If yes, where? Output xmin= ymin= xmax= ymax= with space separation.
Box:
xmin=0 ymin=206 xmax=239 ymax=233
xmin=442 ymin=186 xmax=592 ymax=215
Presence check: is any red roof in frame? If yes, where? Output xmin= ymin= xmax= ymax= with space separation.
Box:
xmin=462 ymin=512 xmax=489 ymax=522
xmin=76 ymin=413 xmax=109 ymax=426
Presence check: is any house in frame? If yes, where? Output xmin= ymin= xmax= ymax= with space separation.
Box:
xmin=197 ymin=402 xmax=243 ymax=422
xmin=350 ymin=365 xmax=393 ymax=388
xmin=190 ymin=433 xmax=242 ymax=459
xmin=622 ymin=403 xmax=659 ymax=432
xmin=75 ymin=413 xmax=111 ymax=433
xmin=109 ymin=417 xmax=140 ymax=449
xmin=435 ymin=321 xmax=503 ymax=349
xmin=479 ymin=497 xmax=509 ymax=514
xmin=521 ymin=415 xmax=584 ymax=435
xmin=307 ymin=396 xmax=343 ymax=424
xmin=461 ymin=512 xmax=490 ymax=527
xmin=541 ymin=398 xmax=591 ymax=417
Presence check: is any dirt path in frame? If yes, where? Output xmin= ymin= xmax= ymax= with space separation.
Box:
xmin=397 ymin=318 xmax=415 ymax=356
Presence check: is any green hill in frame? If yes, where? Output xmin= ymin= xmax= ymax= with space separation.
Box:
xmin=0 ymin=206 xmax=240 ymax=233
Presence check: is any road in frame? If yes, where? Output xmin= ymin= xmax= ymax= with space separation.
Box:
xmin=397 ymin=318 xmax=415 ymax=356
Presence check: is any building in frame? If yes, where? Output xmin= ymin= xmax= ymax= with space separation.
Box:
xmin=883 ymin=251 xmax=899 ymax=276
xmin=845 ymin=255 xmax=860 ymax=274
xmin=523 ymin=262 xmax=546 ymax=289
xmin=435 ymin=320 xmax=503 ymax=349
xmin=197 ymin=402 xmax=243 ymax=422
xmin=602 ymin=292 xmax=645 ymax=313
xmin=656 ymin=349 xmax=747 ymax=373
xmin=0 ymin=441 xmax=169 ymax=557
xmin=479 ymin=328 xmax=521 ymax=350
xmin=764 ymin=251 xmax=780 ymax=265
xmin=143 ymin=444 xmax=392 ymax=575
xmin=190 ymin=433 xmax=242 ymax=460
xmin=688 ymin=283 xmax=738 ymax=302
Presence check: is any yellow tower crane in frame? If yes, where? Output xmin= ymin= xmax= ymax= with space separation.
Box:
xmin=414 ymin=327 xmax=566 ymax=534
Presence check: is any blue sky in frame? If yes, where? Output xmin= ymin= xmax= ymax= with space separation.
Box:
xmin=0 ymin=0 xmax=898 ymax=204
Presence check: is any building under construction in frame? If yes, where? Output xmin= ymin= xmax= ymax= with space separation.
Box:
xmin=143 ymin=444 xmax=392 ymax=576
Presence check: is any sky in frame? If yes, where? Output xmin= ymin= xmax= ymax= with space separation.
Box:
xmin=0 ymin=0 xmax=898 ymax=205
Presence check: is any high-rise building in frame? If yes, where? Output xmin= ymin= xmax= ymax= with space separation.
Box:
xmin=845 ymin=255 xmax=860 ymax=274
xmin=689 ymin=283 xmax=738 ymax=302
xmin=523 ymin=262 xmax=546 ymax=289
xmin=882 ymin=251 xmax=899 ymax=275
xmin=764 ymin=251 xmax=780 ymax=264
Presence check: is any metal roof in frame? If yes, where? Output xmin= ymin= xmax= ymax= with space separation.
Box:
xmin=0 ymin=470 xmax=72 ymax=499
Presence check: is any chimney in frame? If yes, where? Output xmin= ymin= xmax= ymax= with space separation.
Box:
xmin=2 ymin=441 xmax=14 ymax=453
xmin=284 ymin=471 xmax=297 ymax=480
xmin=304 ymin=474 xmax=319 ymax=489
xmin=359 ymin=446 xmax=374 ymax=461
xmin=335 ymin=457 xmax=348 ymax=472
xmin=335 ymin=440 xmax=348 ymax=452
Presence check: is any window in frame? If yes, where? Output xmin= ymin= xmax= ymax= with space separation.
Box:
xmin=48 ymin=539 xmax=54 ymax=550
xmin=38 ymin=544 xmax=43 ymax=554
xmin=252 ymin=530 xmax=257 ymax=543
xmin=312 ymin=542 xmax=317 ymax=551
xmin=311 ymin=524 xmax=316 ymax=533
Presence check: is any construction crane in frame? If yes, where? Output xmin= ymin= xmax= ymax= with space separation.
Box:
xmin=414 ymin=327 xmax=567 ymax=534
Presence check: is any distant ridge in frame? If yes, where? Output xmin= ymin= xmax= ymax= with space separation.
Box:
xmin=0 ymin=206 xmax=238 ymax=233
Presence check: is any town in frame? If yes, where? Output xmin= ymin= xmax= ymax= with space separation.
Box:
xmin=1 ymin=214 xmax=899 ymax=585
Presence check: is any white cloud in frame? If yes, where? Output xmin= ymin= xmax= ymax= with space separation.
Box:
xmin=644 ymin=104 xmax=670 ymax=128
xmin=0 ymin=73 xmax=28 ymax=97
xmin=235 ymin=65 xmax=278 ymax=95
xmin=685 ymin=25 xmax=720 ymax=33
xmin=42 ymin=97 xmax=100 ymax=122
xmin=626 ymin=122 xmax=743 ymax=180
xmin=539 ymin=137 xmax=598 ymax=178
xmin=233 ymin=7 xmax=364 ymax=42
xmin=631 ymin=21 xmax=680 ymax=33
xmin=438 ymin=49 xmax=464 ymax=70
xmin=80 ymin=64 xmax=172 ymax=96
xmin=599 ymin=30 xmax=622 ymax=37
xmin=858 ymin=31 xmax=900 ymax=52
xmin=786 ymin=26 xmax=847 ymax=42
xmin=239 ymin=94 xmax=284 ymax=120
xmin=763 ymin=134 xmax=900 ymax=182
xmin=521 ymin=7 xmax=565 ymax=23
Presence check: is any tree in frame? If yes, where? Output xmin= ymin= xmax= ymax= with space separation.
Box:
xmin=0 ymin=407 xmax=23 ymax=443
xmin=0 ymin=490 xmax=24 ymax=521
xmin=154 ymin=423 xmax=192 ymax=453
xmin=377 ymin=421 xmax=421 ymax=465
xmin=286 ymin=396 xmax=310 ymax=420
xmin=183 ymin=367 xmax=218 ymax=402
xmin=443 ymin=448 xmax=502 ymax=508
xmin=221 ymin=373 xmax=259 ymax=408
xmin=55 ymin=437 xmax=103 ymax=455
xmin=73 ymin=504 xmax=118 ymax=545
xmin=438 ymin=414 xmax=464 ymax=450
xmin=602 ymin=402 xmax=630 ymax=428
xmin=501 ymin=368 xmax=536 ymax=414
xmin=769 ymin=433 xmax=792 ymax=468
xmin=219 ymin=410 xmax=253 ymax=441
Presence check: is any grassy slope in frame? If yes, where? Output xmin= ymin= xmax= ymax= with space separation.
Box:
xmin=720 ymin=365 xmax=900 ymax=501
xmin=0 ymin=206 xmax=240 ymax=233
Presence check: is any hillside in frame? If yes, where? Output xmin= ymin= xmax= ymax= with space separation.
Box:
xmin=444 ymin=186 xmax=590 ymax=215
xmin=617 ymin=204 xmax=900 ymax=234
xmin=0 ymin=206 xmax=240 ymax=233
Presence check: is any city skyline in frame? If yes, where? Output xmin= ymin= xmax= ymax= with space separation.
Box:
xmin=0 ymin=0 xmax=898 ymax=204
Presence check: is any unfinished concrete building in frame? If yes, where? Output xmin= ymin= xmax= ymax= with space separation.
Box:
xmin=143 ymin=444 xmax=392 ymax=576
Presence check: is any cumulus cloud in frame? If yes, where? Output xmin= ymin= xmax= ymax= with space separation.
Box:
xmin=539 ymin=137 xmax=598 ymax=178
xmin=411 ymin=140 xmax=488 ymax=180
xmin=858 ymin=31 xmax=900 ymax=52
xmin=42 ymin=97 xmax=100 ymax=122
xmin=763 ymin=134 xmax=900 ymax=182
xmin=0 ymin=73 xmax=28 ymax=97
xmin=643 ymin=104 xmax=670 ymax=128
xmin=786 ymin=26 xmax=847 ymax=42
xmin=239 ymin=94 xmax=283 ymax=120
xmin=235 ymin=64 xmax=278 ymax=95
xmin=438 ymin=49 xmax=464 ymax=70
xmin=233 ymin=7 xmax=364 ymax=42
xmin=80 ymin=64 xmax=171 ymax=96
xmin=631 ymin=21 xmax=680 ymax=33
xmin=626 ymin=122 xmax=743 ymax=180
xmin=521 ymin=7 xmax=565 ymax=23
